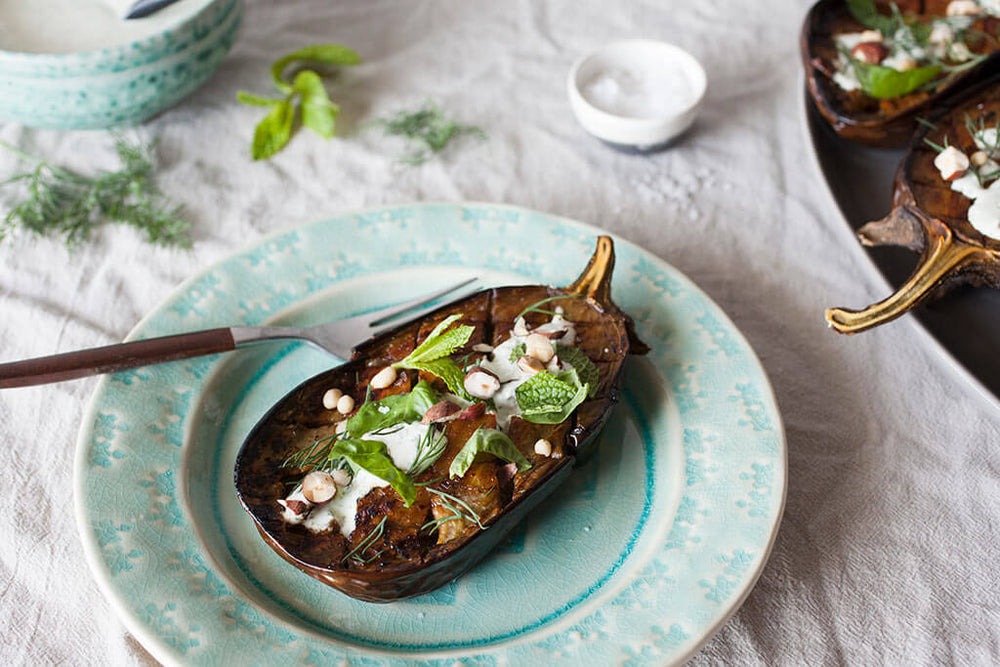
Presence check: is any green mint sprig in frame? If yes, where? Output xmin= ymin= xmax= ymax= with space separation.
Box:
xmin=515 ymin=368 xmax=589 ymax=425
xmin=394 ymin=314 xmax=475 ymax=399
xmin=237 ymin=44 xmax=360 ymax=160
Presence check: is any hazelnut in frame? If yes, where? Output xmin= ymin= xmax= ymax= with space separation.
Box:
xmin=455 ymin=402 xmax=488 ymax=420
xmin=525 ymin=333 xmax=555 ymax=363
xmin=517 ymin=355 xmax=546 ymax=375
xmin=370 ymin=366 xmax=398 ymax=390
xmin=534 ymin=438 xmax=553 ymax=456
xmin=322 ymin=388 xmax=343 ymax=410
xmin=463 ymin=367 xmax=501 ymax=399
xmin=851 ymin=42 xmax=889 ymax=65
xmin=422 ymin=400 xmax=461 ymax=424
xmin=302 ymin=471 xmax=337 ymax=504
xmin=934 ymin=145 xmax=970 ymax=181
xmin=336 ymin=394 xmax=355 ymax=415
xmin=278 ymin=499 xmax=310 ymax=516
xmin=512 ymin=317 xmax=530 ymax=337
xmin=331 ymin=468 xmax=352 ymax=487
xmin=946 ymin=0 xmax=981 ymax=17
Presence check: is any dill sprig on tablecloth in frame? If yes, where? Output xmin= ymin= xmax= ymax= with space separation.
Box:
xmin=0 ymin=136 xmax=190 ymax=249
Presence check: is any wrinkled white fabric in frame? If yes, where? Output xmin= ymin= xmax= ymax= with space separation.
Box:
xmin=1 ymin=0 xmax=999 ymax=664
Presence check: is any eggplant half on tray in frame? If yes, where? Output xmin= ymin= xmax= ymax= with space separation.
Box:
xmin=235 ymin=237 xmax=648 ymax=602
xmin=827 ymin=76 xmax=1000 ymax=332
xmin=803 ymin=0 xmax=1000 ymax=147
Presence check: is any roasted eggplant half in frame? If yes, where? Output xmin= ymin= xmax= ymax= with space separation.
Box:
xmin=803 ymin=0 xmax=1000 ymax=147
xmin=234 ymin=237 xmax=648 ymax=602
xmin=826 ymin=77 xmax=1000 ymax=332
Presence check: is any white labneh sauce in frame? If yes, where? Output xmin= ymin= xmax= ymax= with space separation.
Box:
xmin=0 ymin=0 xmax=211 ymax=54
xmin=479 ymin=312 xmax=577 ymax=430
xmin=580 ymin=62 xmax=698 ymax=119
xmin=282 ymin=311 xmax=584 ymax=537
xmin=292 ymin=421 xmax=439 ymax=537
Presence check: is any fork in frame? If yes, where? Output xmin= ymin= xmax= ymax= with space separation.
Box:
xmin=0 ymin=278 xmax=478 ymax=389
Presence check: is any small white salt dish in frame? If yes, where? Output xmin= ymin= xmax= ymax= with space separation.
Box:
xmin=567 ymin=39 xmax=707 ymax=152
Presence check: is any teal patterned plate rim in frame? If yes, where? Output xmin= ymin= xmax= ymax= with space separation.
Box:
xmin=73 ymin=203 xmax=786 ymax=666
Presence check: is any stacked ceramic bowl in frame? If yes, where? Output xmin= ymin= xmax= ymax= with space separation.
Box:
xmin=0 ymin=0 xmax=243 ymax=129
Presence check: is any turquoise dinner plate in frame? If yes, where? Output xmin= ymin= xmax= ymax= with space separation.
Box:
xmin=74 ymin=203 xmax=786 ymax=665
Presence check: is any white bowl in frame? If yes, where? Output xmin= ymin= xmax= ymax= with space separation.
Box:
xmin=567 ymin=39 xmax=707 ymax=151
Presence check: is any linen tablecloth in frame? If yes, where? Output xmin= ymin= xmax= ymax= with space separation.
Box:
xmin=2 ymin=1 xmax=998 ymax=664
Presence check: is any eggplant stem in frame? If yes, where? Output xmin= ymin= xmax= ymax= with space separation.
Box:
xmin=567 ymin=236 xmax=615 ymax=301
xmin=825 ymin=229 xmax=987 ymax=334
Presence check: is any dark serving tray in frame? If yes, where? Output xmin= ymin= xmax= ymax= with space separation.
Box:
xmin=803 ymin=91 xmax=1000 ymax=412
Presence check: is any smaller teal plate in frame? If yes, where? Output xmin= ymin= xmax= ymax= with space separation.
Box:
xmin=74 ymin=203 xmax=786 ymax=665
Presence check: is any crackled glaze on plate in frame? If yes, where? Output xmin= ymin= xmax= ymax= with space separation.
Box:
xmin=74 ymin=203 xmax=786 ymax=665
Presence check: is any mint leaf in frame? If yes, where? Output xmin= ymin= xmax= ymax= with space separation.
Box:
xmin=293 ymin=70 xmax=338 ymax=139
xmin=515 ymin=369 xmax=589 ymax=425
xmin=398 ymin=314 xmax=474 ymax=366
xmin=449 ymin=427 xmax=531 ymax=479
xmin=846 ymin=0 xmax=896 ymax=34
xmin=237 ymin=91 xmax=283 ymax=107
xmin=271 ymin=43 xmax=361 ymax=92
xmin=345 ymin=380 xmax=439 ymax=438
xmin=252 ymin=100 xmax=294 ymax=160
xmin=508 ymin=342 xmax=526 ymax=364
xmin=328 ymin=437 xmax=417 ymax=506
xmin=554 ymin=344 xmax=598 ymax=398
xmin=407 ymin=357 xmax=471 ymax=400
xmin=851 ymin=60 xmax=940 ymax=99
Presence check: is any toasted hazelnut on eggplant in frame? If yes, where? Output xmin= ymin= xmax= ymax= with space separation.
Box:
xmin=517 ymin=355 xmax=546 ymax=375
xmin=525 ymin=333 xmax=555 ymax=363
xmin=370 ymin=366 xmax=398 ymax=390
xmin=322 ymin=388 xmax=343 ymax=410
xmin=455 ymin=402 xmax=487 ymax=420
xmin=302 ymin=471 xmax=337 ymax=504
xmin=851 ymin=42 xmax=888 ymax=65
xmin=463 ymin=367 xmax=501 ymax=399
xmin=934 ymin=146 xmax=970 ymax=181
xmin=947 ymin=0 xmax=981 ymax=17
xmin=336 ymin=394 xmax=355 ymax=415
xmin=422 ymin=400 xmax=461 ymax=424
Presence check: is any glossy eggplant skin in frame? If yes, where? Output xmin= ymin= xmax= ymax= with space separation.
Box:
xmin=802 ymin=0 xmax=1000 ymax=148
xmin=234 ymin=237 xmax=647 ymax=602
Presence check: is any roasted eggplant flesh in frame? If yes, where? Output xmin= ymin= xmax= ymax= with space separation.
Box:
xmin=234 ymin=237 xmax=647 ymax=601
xmin=803 ymin=0 xmax=1000 ymax=147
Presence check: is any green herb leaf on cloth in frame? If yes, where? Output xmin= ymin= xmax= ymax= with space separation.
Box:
xmin=373 ymin=101 xmax=485 ymax=165
xmin=238 ymin=43 xmax=360 ymax=160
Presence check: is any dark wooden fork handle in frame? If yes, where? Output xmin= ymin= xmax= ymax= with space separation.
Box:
xmin=0 ymin=328 xmax=235 ymax=388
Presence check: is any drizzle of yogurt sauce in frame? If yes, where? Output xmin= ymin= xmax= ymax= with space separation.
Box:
xmin=831 ymin=19 xmax=975 ymax=93
xmin=0 ymin=0 xmax=212 ymax=54
xmin=287 ymin=421 xmax=441 ymax=537
xmin=945 ymin=128 xmax=1000 ymax=239
xmin=478 ymin=311 xmax=577 ymax=430
xmin=282 ymin=309 xmax=581 ymax=537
